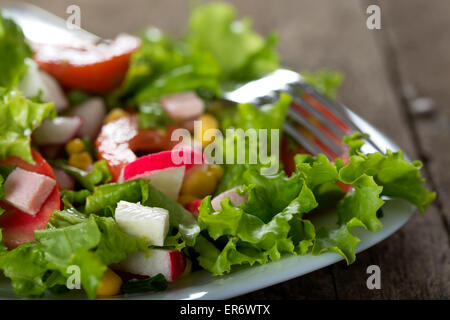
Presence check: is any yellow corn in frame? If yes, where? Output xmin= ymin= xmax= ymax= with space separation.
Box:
xmin=208 ymin=164 xmax=224 ymax=181
xmin=178 ymin=194 xmax=198 ymax=206
xmin=96 ymin=268 xmax=122 ymax=297
xmin=104 ymin=108 xmax=129 ymax=124
xmin=195 ymin=114 xmax=219 ymax=146
xmin=65 ymin=138 xmax=85 ymax=155
xmin=180 ymin=169 xmax=217 ymax=199
xmin=68 ymin=151 xmax=93 ymax=170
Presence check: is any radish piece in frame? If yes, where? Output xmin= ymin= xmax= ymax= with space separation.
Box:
xmin=185 ymin=199 xmax=202 ymax=217
xmin=121 ymin=148 xmax=205 ymax=200
xmin=3 ymin=168 xmax=56 ymax=216
xmin=161 ymin=92 xmax=205 ymax=121
xmin=33 ymin=116 xmax=82 ymax=145
xmin=115 ymin=201 xmax=169 ymax=246
xmin=39 ymin=71 xmax=69 ymax=112
xmin=18 ymin=59 xmax=68 ymax=112
xmin=114 ymin=249 xmax=186 ymax=282
xmin=211 ymin=187 xmax=248 ymax=211
xmin=52 ymin=168 xmax=75 ymax=191
xmin=73 ymin=97 xmax=106 ymax=139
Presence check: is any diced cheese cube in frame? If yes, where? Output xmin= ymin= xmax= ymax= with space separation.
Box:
xmin=4 ymin=167 xmax=56 ymax=215
xmin=115 ymin=201 xmax=169 ymax=246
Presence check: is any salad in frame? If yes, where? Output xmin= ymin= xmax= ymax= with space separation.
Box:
xmin=0 ymin=2 xmax=435 ymax=299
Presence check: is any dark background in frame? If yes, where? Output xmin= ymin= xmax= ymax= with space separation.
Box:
xmin=4 ymin=0 xmax=449 ymax=299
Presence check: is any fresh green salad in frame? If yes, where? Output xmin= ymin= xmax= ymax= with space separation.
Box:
xmin=0 ymin=2 xmax=434 ymax=299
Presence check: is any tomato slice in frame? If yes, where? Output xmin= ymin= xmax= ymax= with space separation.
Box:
xmin=96 ymin=116 xmax=181 ymax=181
xmin=0 ymin=150 xmax=60 ymax=249
xmin=33 ymin=34 xmax=140 ymax=93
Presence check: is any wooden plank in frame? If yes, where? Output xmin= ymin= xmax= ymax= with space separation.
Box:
xmin=235 ymin=268 xmax=337 ymax=300
xmin=378 ymin=0 xmax=450 ymax=227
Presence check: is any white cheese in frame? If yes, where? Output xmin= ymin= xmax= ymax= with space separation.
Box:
xmin=115 ymin=201 xmax=169 ymax=246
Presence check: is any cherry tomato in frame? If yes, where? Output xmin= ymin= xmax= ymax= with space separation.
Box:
xmin=34 ymin=34 xmax=140 ymax=93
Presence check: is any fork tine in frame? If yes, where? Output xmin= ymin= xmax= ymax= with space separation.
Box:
xmin=287 ymin=90 xmax=348 ymax=139
xmin=295 ymin=81 xmax=385 ymax=154
xmin=293 ymin=82 xmax=351 ymax=125
xmin=283 ymin=123 xmax=324 ymax=155
xmin=286 ymin=108 xmax=345 ymax=155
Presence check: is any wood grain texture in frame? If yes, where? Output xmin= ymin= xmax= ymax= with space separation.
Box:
xmin=6 ymin=0 xmax=448 ymax=299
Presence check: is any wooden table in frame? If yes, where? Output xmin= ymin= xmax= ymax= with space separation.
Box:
xmin=21 ymin=0 xmax=450 ymax=299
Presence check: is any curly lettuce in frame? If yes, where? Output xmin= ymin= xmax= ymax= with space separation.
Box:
xmin=188 ymin=2 xmax=279 ymax=82
xmin=194 ymin=133 xmax=435 ymax=274
xmin=0 ymin=89 xmax=54 ymax=163
xmin=0 ymin=215 xmax=148 ymax=299
xmin=0 ymin=12 xmax=32 ymax=88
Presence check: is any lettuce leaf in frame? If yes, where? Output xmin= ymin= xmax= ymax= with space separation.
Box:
xmin=0 ymin=12 xmax=32 ymax=88
xmin=110 ymin=2 xmax=279 ymax=105
xmin=301 ymin=69 xmax=343 ymax=100
xmin=339 ymin=136 xmax=436 ymax=213
xmin=196 ymin=132 xmax=435 ymax=273
xmin=0 ymin=215 xmax=148 ymax=299
xmin=196 ymin=179 xmax=318 ymax=275
xmin=312 ymin=218 xmax=366 ymax=264
xmin=188 ymin=2 xmax=278 ymax=82
xmin=52 ymin=159 xmax=112 ymax=191
xmin=138 ymin=102 xmax=173 ymax=129
xmin=110 ymin=27 xmax=220 ymax=105
xmin=215 ymin=93 xmax=291 ymax=194
xmin=0 ymin=89 xmax=54 ymax=163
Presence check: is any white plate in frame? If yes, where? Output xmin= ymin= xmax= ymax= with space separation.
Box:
xmin=0 ymin=111 xmax=416 ymax=299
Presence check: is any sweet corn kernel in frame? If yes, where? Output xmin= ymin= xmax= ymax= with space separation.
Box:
xmin=178 ymin=194 xmax=198 ymax=206
xmin=65 ymin=138 xmax=85 ymax=155
xmin=208 ymin=164 xmax=224 ymax=181
xmin=195 ymin=114 xmax=219 ymax=146
xmin=68 ymin=151 xmax=93 ymax=170
xmin=180 ymin=170 xmax=217 ymax=198
xmin=96 ymin=268 xmax=122 ymax=297
xmin=104 ymin=108 xmax=129 ymax=124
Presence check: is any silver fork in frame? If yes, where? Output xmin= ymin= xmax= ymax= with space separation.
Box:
xmin=2 ymin=2 xmax=386 ymax=158
xmin=224 ymin=69 xmax=384 ymax=158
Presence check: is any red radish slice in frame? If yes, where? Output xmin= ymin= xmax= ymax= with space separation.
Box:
xmin=52 ymin=167 xmax=75 ymax=190
xmin=121 ymin=148 xmax=204 ymax=181
xmin=0 ymin=150 xmax=60 ymax=249
xmin=96 ymin=115 xmax=185 ymax=182
xmin=39 ymin=71 xmax=69 ymax=112
xmin=211 ymin=187 xmax=248 ymax=211
xmin=161 ymin=92 xmax=205 ymax=121
xmin=33 ymin=116 xmax=82 ymax=145
xmin=18 ymin=59 xmax=68 ymax=112
xmin=73 ymin=97 xmax=106 ymax=140
xmin=121 ymin=148 xmax=204 ymax=200
xmin=114 ymin=249 xmax=186 ymax=282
